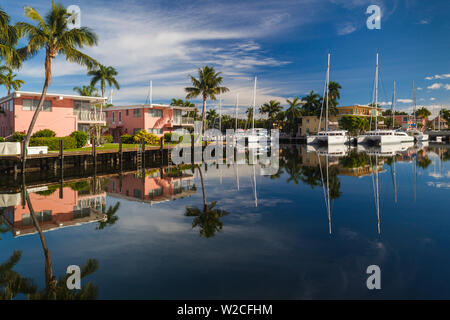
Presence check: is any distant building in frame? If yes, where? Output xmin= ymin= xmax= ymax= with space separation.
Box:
xmin=0 ymin=91 xmax=106 ymax=138
xmin=336 ymin=105 xmax=383 ymax=117
xmin=392 ymin=114 xmax=427 ymax=131
xmin=105 ymin=104 xmax=195 ymax=142
xmin=428 ymin=116 xmax=448 ymax=130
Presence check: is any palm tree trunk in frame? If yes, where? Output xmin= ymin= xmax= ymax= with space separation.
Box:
xmin=197 ymin=165 xmax=207 ymax=211
xmin=25 ymin=191 xmax=55 ymax=291
xmin=201 ymin=98 xmax=207 ymax=134
xmin=22 ymin=52 xmax=52 ymax=171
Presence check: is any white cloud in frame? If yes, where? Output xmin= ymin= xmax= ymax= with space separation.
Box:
xmin=445 ymin=84 xmax=450 ymax=90
xmin=336 ymin=23 xmax=357 ymax=35
xmin=430 ymin=97 xmax=436 ymax=101
xmin=417 ymin=87 xmax=423 ymax=90
xmin=397 ymin=99 xmax=412 ymax=103
xmin=425 ymin=74 xmax=450 ymax=80
xmin=427 ymin=83 xmax=443 ymax=90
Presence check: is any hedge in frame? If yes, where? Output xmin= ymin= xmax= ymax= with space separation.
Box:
xmin=32 ymin=129 xmax=56 ymax=138
xmin=70 ymin=131 xmax=89 ymax=148
xmin=102 ymin=134 xmax=113 ymax=144
xmin=29 ymin=136 xmax=77 ymax=150
xmin=120 ymin=134 xmax=134 ymax=144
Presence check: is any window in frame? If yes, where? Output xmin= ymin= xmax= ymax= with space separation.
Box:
xmin=148 ymin=128 xmax=163 ymax=134
xmin=112 ymin=112 xmax=115 ymax=123
xmin=73 ymin=100 xmax=91 ymax=112
xmin=118 ymin=111 xmax=122 ymax=123
xmin=148 ymin=108 xmax=162 ymax=117
xmin=133 ymin=109 xmax=142 ymax=117
xmin=133 ymin=189 xmax=142 ymax=199
xmin=126 ymin=109 xmax=129 ymax=116
xmin=173 ymin=109 xmax=181 ymax=124
xmin=149 ymin=188 xmax=163 ymax=198
xmin=105 ymin=111 xmax=108 ymax=117
xmin=22 ymin=99 xmax=52 ymax=111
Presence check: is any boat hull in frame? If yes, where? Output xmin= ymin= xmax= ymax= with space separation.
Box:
xmin=357 ymin=134 xmax=413 ymax=145
xmin=307 ymin=135 xmax=347 ymax=145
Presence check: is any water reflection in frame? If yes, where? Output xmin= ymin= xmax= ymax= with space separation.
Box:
xmin=0 ymin=142 xmax=448 ymax=299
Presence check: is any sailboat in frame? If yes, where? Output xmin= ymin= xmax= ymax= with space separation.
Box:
xmin=407 ymin=80 xmax=429 ymax=142
xmin=357 ymin=54 xmax=413 ymax=145
xmin=247 ymin=77 xmax=268 ymax=149
xmin=307 ymin=53 xmax=349 ymax=145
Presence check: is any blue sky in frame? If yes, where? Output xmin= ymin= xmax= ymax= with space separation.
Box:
xmin=1 ymin=0 xmax=449 ymax=116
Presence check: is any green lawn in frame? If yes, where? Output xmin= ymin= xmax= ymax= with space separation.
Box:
xmin=49 ymin=142 xmax=182 ymax=153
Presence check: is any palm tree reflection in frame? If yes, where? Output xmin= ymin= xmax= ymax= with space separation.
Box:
xmin=185 ymin=165 xmax=229 ymax=238
xmin=96 ymin=202 xmax=120 ymax=230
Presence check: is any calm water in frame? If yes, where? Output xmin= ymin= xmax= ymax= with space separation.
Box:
xmin=0 ymin=143 xmax=449 ymax=299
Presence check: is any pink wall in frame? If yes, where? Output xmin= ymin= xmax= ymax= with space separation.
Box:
xmin=106 ymin=106 xmax=175 ymax=142
xmin=12 ymin=95 xmax=78 ymax=137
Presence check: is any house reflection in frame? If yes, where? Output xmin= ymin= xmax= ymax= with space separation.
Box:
xmin=105 ymin=168 xmax=196 ymax=204
xmin=0 ymin=181 xmax=106 ymax=237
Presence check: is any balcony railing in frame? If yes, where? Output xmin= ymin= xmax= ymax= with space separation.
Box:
xmin=75 ymin=111 xmax=105 ymax=122
xmin=181 ymin=117 xmax=194 ymax=125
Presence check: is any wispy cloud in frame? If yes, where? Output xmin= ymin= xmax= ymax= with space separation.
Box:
xmin=425 ymin=73 xmax=450 ymax=80
xmin=427 ymin=83 xmax=443 ymax=90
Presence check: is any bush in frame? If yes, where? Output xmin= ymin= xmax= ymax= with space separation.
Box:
xmin=32 ymin=129 xmax=56 ymax=138
xmin=0 ymin=137 xmax=4 ymax=142
xmin=120 ymin=134 xmax=134 ymax=144
xmin=70 ymin=131 xmax=89 ymax=148
xmin=101 ymin=134 xmax=113 ymax=144
xmin=29 ymin=136 xmax=77 ymax=151
xmin=12 ymin=131 xmax=26 ymax=142
xmin=164 ymin=132 xmax=172 ymax=143
xmin=133 ymin=130 xmax=159 ymax=145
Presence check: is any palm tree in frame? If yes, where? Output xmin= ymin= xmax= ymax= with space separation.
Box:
xmin=170 ymin=98 xmax=198 ymax=119
xmin=301 ymin=91 xmax=322 ymax=116
xmin=0 ymin=250 xmax=37 ymax=299
xmin=87 ymin=64 xmax=120 ymax=99
xmin=96 ymin=202 xmax=120 ymax=230
xmin=185 ymin=66 xmax=229 ymax=134
xmin=259 ymin=100 xmax=282 ymax=129
xmin=184 ymin=165 xmax=229 ymax=238
xmin=16 ymin=1 xmax=99 ymax=168
xmin=206 ymin=108 xmax=218 ymax=128
xmin=327 ymin=81 xmax=341 ymax=115
xmin=285 ymin=97 xmax=302 ymax=134
xmin=0 ymin=6 xmax=22 ymax=68
xmin=73 ymin=85 xmax=99 ymax=97
xmin=1 ymin=68 xmax=25 ymax=94
xmin=245 ymin=107 xmax=254 ymax=129
xmin=415 ymin=107 xmax=431 ymax=119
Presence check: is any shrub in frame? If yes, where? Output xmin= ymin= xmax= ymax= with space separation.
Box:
xmin=133 ymin=130 xmax=159 ymax=145
xmin=0 ymin=137 xmax=4 ymax=142
xmin=29 ymin=136 xmax=77 ymax=151
xmin=101 ymin=134 xmax=113 ymax=144
xmin=12 ymin=131 xmax=26 ymax=142
xmin=120 ymin=134 xmax=134 ymax=144
xmin=68 ymin=181 xmax=89 ymax=191
xmin=164 ymin=132 xmax=172 ymax=143
xmin=32 ymin=129 xmax=56 ymax=138
xmin=70 ymin=131 xmax=89 ymax=148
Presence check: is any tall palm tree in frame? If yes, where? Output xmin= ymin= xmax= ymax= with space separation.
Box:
xmin=206 ymin=108 xmax=218 ymax=127
xmin=285 ymin=97 xmax=302 ymax=134
xmin=0 ymin=250 xmax=37 ymax=299
xmin=184 ymin=165 xmax=229 ymax=238
xmin=301 ymin=91 xmax=322 ymax=116
xmin=96 ymin=202 xmax=120 ymax=230
xmin=0 ymin=6 xmax=22 ymax=68
xmin=185 ymin=66 xmax=229 ymax=134
xmin=326 ymin=80 xmax=341 ymax=115
xmin=16 ymin=1 xmax=99 ymax=168
xmin=73 ymin=85 xmax=99 ymax=97
xmin=245 ymin=107 xmax=254 ymax=129
xmin=87 ymin=64 xmax=120 ymax=99
xmin=259 ymin=100 xmax=282 ymax=129
xmin=1 ymin=68 xmax=25 ymax=94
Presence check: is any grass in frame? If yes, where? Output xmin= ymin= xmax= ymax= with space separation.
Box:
xmin=49 ymin=142 xmax=182 ymax=153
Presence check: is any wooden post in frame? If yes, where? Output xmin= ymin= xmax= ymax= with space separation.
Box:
xmin=119 ymin=139 xmax=123 ymax=169
xmin=92 ymin=137 xmax=97 ymax=169
xmin=21 ymin=141 xmax=25 ymax=175
xmin=59 ymin=139 xmax=64 ymax=170
xmin=141 ymin=137 xmax=145 ymax=168
xmin=191 ymin=134 xmax=195 ymax=165
xmin=160 ymin=137 xmax=164 ymax=165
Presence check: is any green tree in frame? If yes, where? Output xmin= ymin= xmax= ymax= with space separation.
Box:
xmin=96 ymin=202 xmax=120 ymax=230
xmin=259 ymin=100 xmax=282 ymax=129
xmin=17 ymin=1 xmax=99 ymax=168
xmin=415 ymin=107 xmax=431 ymax=119
xmin=0 ymin=6 xmax=22 ymax=68
xmin=170 ymin=98 xmax=198 ymax=119
xmin=0 ymin=67 xmax=25 ymax=94
xmin=339 ymin=115 xmax=369 ymax=135
xmin=73 ymin=85 xmax=99 ymax=97
xmin=0 ymin=251 xmax=37 ymax=299
xmin=185 ymin=165 xmax=229 ymax=238
xmin=185 ymin=66 xmax=229 ymax=134
xmin=285 ymin=97 xmax=302 ymax=134
xmin=326 ymin=81 xmax=341 ymax=115
xmin=87 ymin=64 xmax=119 ymax=99
xmin=301 ymin=91 xmax=322 ymax=116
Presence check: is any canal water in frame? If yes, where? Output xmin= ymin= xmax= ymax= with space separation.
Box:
xmin=0 ymin=143 xmax=449 ymax=299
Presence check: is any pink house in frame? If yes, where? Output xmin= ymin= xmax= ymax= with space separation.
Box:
xmin=393 ymin=115 xmax=427 ymax=131
xmin=0 ymin=91 xmax=106 ymax=138
xmin=106 ymin=170 xmax=195 ymax=204
xmin=105 ymin=104 xmax=194 ymax=142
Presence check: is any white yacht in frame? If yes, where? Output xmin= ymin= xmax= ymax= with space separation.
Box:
xmin=307 ymin=130 xmax=349 ymax=145
xmin=358 ymin=129 xmax=414 ymax=144
xmin=307 ymin=54 xmax=348 ymax=146
xmin=408 ymin=129 xmax=429 ymax=142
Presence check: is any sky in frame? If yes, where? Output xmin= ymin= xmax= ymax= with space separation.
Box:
xmin=1 ymin=0 xmax=450 ymax=117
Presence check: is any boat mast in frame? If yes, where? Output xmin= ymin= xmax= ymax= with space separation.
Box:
xmin=375 ymin=53 xmax=379 ymax=131
xmin=219 ymin=95 xmax=222 ymax=132
xmin=392 ymin=81 xmax=396 ymax=129
xmin=235 ymin=93 xmax=239 ymax=130
xmin=326 ymin=53 xmax=330 ymax=132
xmin=252 ymin=76 xmax=257 ymax=133
xmin=149 ymin=80 xmax=153 ymax=107
xmin=412 ymin=80 xmax=416 ymax=128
